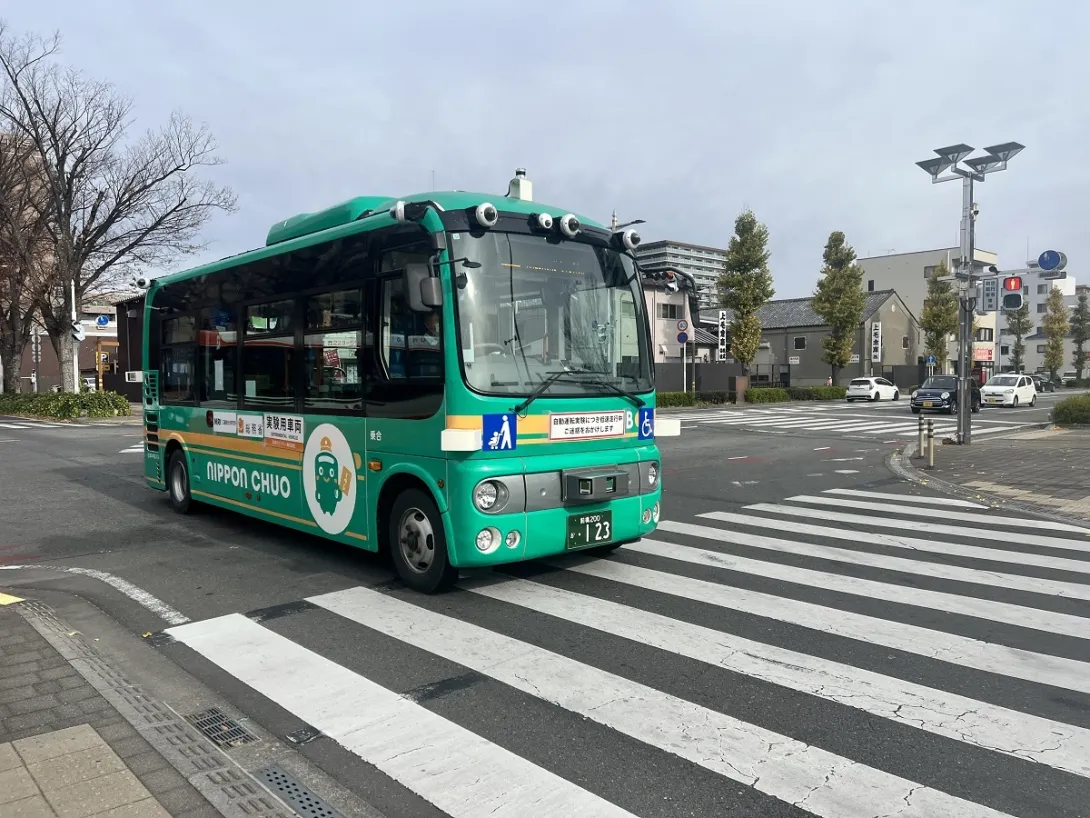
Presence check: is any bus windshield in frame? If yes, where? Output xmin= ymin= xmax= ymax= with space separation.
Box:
xmin=450 ymin=231 xmax=653 ymax=398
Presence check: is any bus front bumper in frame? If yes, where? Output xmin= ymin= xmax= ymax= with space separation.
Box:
xmin=445 ymin=451 xmax=662 ymax=568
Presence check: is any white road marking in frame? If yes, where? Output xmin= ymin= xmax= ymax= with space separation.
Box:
xmin=699 ymin=510 xmax=1090 ymax=576
xmin=465 ymin=577 xmax=1090 ymax=779
xmin=0 ymin=565 xmax=189 ymax=625
xmin=309 ymin=587 xmax=1016 ymax=818
xmin=559 ymin=558 xmax=1090 ymax=694
xmin=783 ymin=495 xmax=1090 ymax=533
xmin=746 ymin=503 xmax=1090 ymax=554
xmin=657 ymin=519 xmax=1090 ymax=600
xmin=627 ymin=538 xmax=1090 ymax=639
xmin=822 ymin=488 xmax=987 ymax=508
xmin=167 ymin=613 xmax=636 ymax=818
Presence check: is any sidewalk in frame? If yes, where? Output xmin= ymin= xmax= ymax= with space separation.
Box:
xmin=0 ymin=592 xmax=300 ymax=818
xmin=893 ymin=426 xmax=1090 ymax=523
xmin=0 ymin=598 xmax=216 ymax=818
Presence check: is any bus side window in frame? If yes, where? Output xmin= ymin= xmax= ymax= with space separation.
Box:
xmin=242 ymin=299 xmax=296 ymax=409
xmin=303 ymin=289 xmax=365 ymax=413
xmin=198 ymin=308 xmax=237 ymax=407
xmin=160 ymin=315 xmax=197 ymax=404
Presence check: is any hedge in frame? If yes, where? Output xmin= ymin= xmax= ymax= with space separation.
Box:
xmin=658 ymin=390 xmax=736 ymax=407
xmin=742 ymin=385 xmax=847 ymax=403
xmin=0 ymin=390 xmax=132 ymax=420
xmin=1051 ymin=395 xmax=1090 ymax=425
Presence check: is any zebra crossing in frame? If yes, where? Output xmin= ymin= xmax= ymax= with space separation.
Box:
xmin=0 ymin=416 xmax=71 ymax=431
xmin=164 ymin=487 xmax=1090 ymax=818
xmin=673 ymin=403 xmax=1033 ymax=440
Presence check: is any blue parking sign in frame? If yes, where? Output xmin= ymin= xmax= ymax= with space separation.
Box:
xmin=637 ymin=407 xmax=655 ymax=440
xmin=482 ymin=413 xmax=516 ymax=451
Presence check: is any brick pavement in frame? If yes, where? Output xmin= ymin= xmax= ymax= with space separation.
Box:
xmin=0 ymin=599 xmax=220 ymax=818
xmin=909 ymin=426 xmax=1090 ymax=521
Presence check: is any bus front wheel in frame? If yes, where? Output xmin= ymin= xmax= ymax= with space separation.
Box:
xmin=167 ymin=450 xmax=193 ymax=515
xmin=389 ymin=489 xmax=458 ymax=594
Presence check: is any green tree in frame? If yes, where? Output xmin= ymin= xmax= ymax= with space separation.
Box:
xmin=811 ymin=231 xmax=866 ymax=385
xmin=717 ymin=209 xmax=773 ymax=374
xmin=1004 ymin=302 xmax=1032 ymax=373
xmin=919 ymin=262 xmax=957 ymax=369
xmin=1042 ymin=287 xmax=1070 ymax=381
xmin=1070 ymin=290 xmax=1089 ymax=380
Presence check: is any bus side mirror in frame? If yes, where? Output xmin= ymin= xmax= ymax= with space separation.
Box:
xmin=405 ymin=263 xmax=443 ymax=311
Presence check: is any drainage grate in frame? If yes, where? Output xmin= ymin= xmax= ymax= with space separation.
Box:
xmin=255 ymin=764 xmax=344 ymax=818
xmin=184 ymin=707 xmax=257 ymax=748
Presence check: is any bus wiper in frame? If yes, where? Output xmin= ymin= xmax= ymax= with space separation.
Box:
xmin=564 ymin=370 xmax=645 ymax=409
xmin=510 ymin=370 xmax=570 ymax=415
xmin=511 ymin=369 xmax=645 ymax=415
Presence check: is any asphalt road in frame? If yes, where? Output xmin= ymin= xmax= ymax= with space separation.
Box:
xmin=1 ymin=413 xmax=1088 ymax=818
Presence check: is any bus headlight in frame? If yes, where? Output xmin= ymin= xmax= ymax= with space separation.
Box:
xmin=647 ymin=462 xmax=658 ymax=488
xmin=652 ymin=502 xmax=661 ymax=523
xmin=473 ymin=480 xmax=503 ymax=511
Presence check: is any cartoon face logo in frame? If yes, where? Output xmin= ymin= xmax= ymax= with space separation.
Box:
xmin=303 ymin=424 xmax=357 ymax=535
xmin=313 ymin=437 xmax=343 ymax=515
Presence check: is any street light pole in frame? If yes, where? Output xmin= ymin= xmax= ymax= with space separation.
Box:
xmin=916 ymin=142 xmax=1024 ymax=445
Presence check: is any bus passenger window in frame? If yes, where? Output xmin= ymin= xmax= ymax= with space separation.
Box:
xmin=160 ymin=316 xmax=197 ymax=404
xmin=198 ymin=308 xmax=237 ymax=407
xmin=304 ymin=289 xmax=365 ymax=412
xmin=242 ymin=300 xmax=295 ymax=408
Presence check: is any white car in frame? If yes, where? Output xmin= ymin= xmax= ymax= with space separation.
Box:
xmin=980 ymin=374 xmax=1037 ymax=407
xmin=845 ymin=377 xmax=900 ymax=402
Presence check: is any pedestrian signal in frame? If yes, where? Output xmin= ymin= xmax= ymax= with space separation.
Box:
xmin=1001 ymin=276 xmax=1023 ymax=310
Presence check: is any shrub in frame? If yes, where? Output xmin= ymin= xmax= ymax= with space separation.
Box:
xmin=744 ymin=387 xmax=790 ymax=403
xmin=1051 ymin=395 xmax=1090 ymax=425
xmin=0 ymin=390 xmax=132 ymax=420
xmin=657 ymin=391 xmax=696 ymax=407
xmin=787 ymin=386 xmax=847 ymax=401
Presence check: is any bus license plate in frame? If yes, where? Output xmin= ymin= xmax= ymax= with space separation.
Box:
xmin=567 ymin=511 xmax=613 ymax=550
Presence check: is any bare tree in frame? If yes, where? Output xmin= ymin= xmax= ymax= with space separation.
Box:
xmin=0 ymin=126 xmax=53 ymax=393
xmin=0 ymin=21 xmax=237 ymax=391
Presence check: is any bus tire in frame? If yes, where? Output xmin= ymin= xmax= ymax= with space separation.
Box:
xmin=167 ymin=450 xmax=193 ymax=515
xmin=389 ymin=489 xmax=458 ymax=594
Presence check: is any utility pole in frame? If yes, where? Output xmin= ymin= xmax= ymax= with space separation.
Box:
xmin=916 ymin=142 xmax=1024 ymax=444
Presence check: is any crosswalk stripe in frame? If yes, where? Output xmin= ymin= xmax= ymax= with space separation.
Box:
xmin=656 ymin=519 xmax=1090 ymax=600
xmin=783 ymin=495 xmax=1090 ymax=533
xmin=627 ymin=537 xmax=1090 ymax=637
xmin=559 ymin=558 xmax=1090 ymax=693
xmin=308 ymin=586 xmax=1016 ymax=818
xmin=822 ymin=488 xmax=987 ymax=508
xmin=0 ymin=422 xmax=28 ymax=429
xmin=698 ymin=510 xmax=1090 ymax=576
xmin=754 ymin=499 xmax=1090 ymax=551
xmin=166 ymin=613 xmax=636 ymax=818
xmin=464 ymin=577 xmax=1090 ymax=779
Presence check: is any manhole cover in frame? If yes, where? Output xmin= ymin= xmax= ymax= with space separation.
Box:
xmin=184 ymin=707 xmax=257 ymax=748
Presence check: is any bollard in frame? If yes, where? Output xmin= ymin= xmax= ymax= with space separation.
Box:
xmin=917 ymin=414 xmax=925 ymax=457
xmin=926 ymin=419 xmax=935 ymax=469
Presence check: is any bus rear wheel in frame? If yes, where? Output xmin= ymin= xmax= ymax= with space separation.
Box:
xmin=167 ymin=450 xmax=193 ymax=515
xmin=389 ymin=489 xmax=458 ymax=594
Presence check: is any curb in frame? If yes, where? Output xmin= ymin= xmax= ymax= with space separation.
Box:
xmin=886 ymin=430 xmax=1090 ymax=528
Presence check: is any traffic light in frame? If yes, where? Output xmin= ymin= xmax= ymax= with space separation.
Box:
xmin=1001 ymin=276 xmax=1023 ymax=310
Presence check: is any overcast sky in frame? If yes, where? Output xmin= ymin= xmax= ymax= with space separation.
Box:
xmin=10 ymin=1 xmax=1089 ymax=297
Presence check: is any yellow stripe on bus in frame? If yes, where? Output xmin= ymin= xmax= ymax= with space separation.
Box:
xmin=166 ymin=431 xmax=303 ymax=462
xmin=191 ymin=489 xmax=317 ymax=528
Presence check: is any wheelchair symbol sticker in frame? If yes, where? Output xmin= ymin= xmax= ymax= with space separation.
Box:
xmin=637 ymin=408 xmax=655 ymax=440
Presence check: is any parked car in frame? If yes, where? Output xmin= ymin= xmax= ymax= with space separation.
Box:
xmin=1030 ymin=374 xmax=1055 ymax=392
xmin=1060 ymin=370 xmax=1078 ymax=387
xmin=846 ymin=376 xmax=900 ymax=402
xmin=910 ymin=375 xmax=980 ymax=414
xmin=980 ymin=373 xmax=1037 ymax=407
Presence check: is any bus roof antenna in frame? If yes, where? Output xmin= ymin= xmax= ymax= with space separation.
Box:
xmin=507 ymin=168 xmax=532 ymax=201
